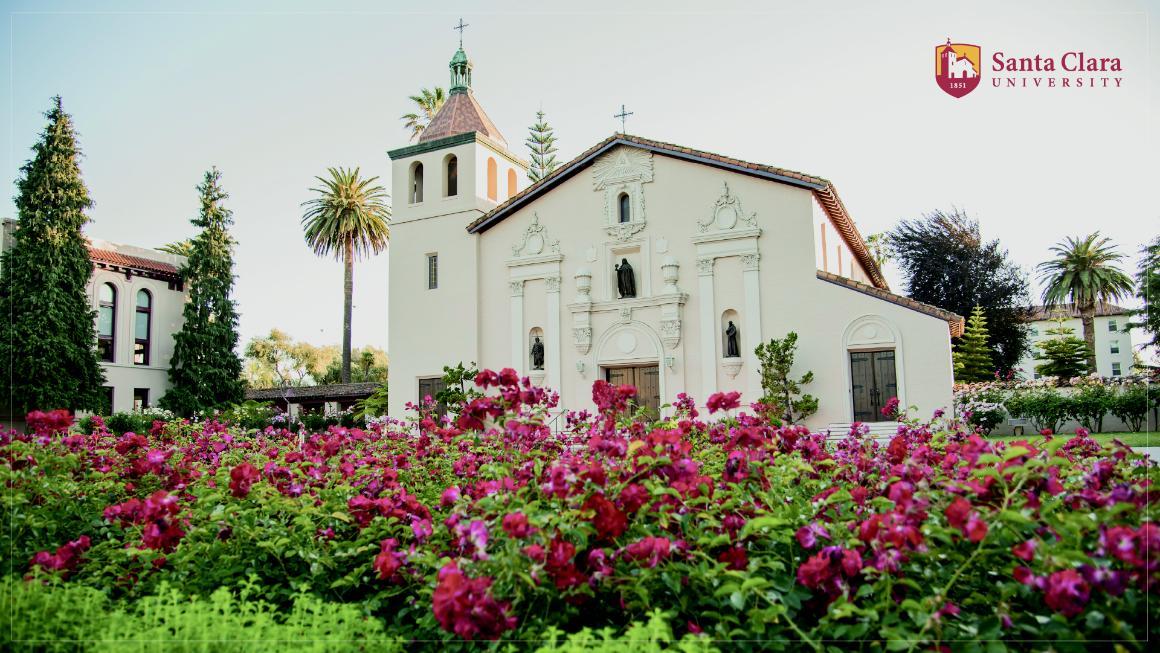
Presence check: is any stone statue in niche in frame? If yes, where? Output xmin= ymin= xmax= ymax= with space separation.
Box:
xmin=725 ymin=321 xmax=740 ymax=358
xmin=530 ymin=337 xmax=545 ymax=370
xmin=615 ymin=258 xmax=636 ymax=298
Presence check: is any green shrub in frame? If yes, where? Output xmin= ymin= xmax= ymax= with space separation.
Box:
xmin=1110 ymin=384 xmax=1149 ymax=432
xmin=1070 ymin=384 xmax=1112 ymax=432
xmin=104 ymin=411 xmax=155 ymax=435
xmin=1005 ymin=388 xmax=1070 ymax=433
xmin=217 ymin=400 xmax=276 ymax=431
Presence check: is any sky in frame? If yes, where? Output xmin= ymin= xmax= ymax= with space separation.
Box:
xmin=2 ymin=0 xmax=1156 ymax=352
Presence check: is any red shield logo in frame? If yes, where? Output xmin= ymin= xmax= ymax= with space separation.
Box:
xmin=935 ymin=39 xmax=981 ymax=98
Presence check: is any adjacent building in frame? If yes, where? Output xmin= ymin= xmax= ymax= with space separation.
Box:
xmin=385 ymin=46 xmax=963 ymax=429
xmin=1016 ymin=303 xmax=1136 ymax=379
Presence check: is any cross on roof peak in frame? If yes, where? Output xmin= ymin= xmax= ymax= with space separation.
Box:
xmin=614 ymin=104 xmax=633 ymax=134
xmin=453 ymin=18 xmax=469 ymax=48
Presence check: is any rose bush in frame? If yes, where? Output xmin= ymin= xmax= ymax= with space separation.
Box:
xmin=4 ymin=369 xmax=1157 ymax=649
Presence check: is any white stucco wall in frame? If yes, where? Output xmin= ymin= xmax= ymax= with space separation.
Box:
xmin=463 ymin=147 xmax=955 ymax=428
xmin=89 ymin=262 xmax=186 ymax=413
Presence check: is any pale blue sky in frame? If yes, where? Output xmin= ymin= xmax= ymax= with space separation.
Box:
xmin=2 ymin=0 xmax=1156 ymax=351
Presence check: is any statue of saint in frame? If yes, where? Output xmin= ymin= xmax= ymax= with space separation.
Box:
xmin=615 ymin=258 xmax=636 ymax=298
xmin=725 ymin=321 xmax=740 ymax=358
xmin=530 ymin=336 xmax=545 ymax=370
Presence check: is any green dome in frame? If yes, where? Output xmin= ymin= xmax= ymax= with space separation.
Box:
xmin=450 ymin=48 xmax=468 ymax=65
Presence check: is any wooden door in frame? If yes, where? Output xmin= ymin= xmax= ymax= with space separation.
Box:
xmin=605 ymin=366 xmax=661 ymax=417
xmin=849 ymin=350 xmax=897 ymax=422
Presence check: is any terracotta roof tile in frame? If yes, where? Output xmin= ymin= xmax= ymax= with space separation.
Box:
xmin=1025 ymin=302 xmax=1130 ymax=321
xmin=419 ymin=91 xmax=507 ymax=148
xmin=465 ymin=134 xmax=889 ymax=290
xmin=816 ymin=270 xmax=965 ymax=337
xmin=89 ymin=247 xmax=180 ymax=278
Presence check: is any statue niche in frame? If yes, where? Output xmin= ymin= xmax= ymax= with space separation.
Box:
xmin=615 ymin=258 xmax=636 ymax=298
xmin=725 ymin=320 xmax=740 ymax=358
xmin=530 ymin=336 xmax=545 ymax=370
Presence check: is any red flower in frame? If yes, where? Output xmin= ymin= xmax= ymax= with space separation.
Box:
xmin=1043 ymin=569 xmax=1090 ymax=617
xmin=945 ymin=497 xmax=972 ymax=530
xmin=502 ymin=512 xmax=532 ymax=538
xmin=26 ymin=409 xmax=73 ymax=436
xmin=881 ymin=397 xmax=900 ymax=419
xmin=373 ymin=538 xmax=406 ymax=582
xmin=706 ymin=391 xmax=741 ymax=414
xmin=621 ymin=536 xmax=671 ymax=568
xmin=228 ymin=462 xmax=260 ymax=498
xmin=584 ymin=494 xmax=627 ymax=541
xmin=29 ymin=535 xmax=91 ymax=576
xmin=964 ymin=514 xmax=989 ymax=542
xmin=718 ymin=546 xmax=748 ymax=571
xmin=431 ymin=563 xmax=517 ymax=640
xmin=1012 ymin=539 xmax=1037 ymax=562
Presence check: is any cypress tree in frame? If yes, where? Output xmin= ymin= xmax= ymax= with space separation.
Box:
xmin=526 ymin=110 xmax=559 ymax=183
xmin=1034 ymin=322 xmax=1092 ymax=379
xmin=0 ymin=96 xmax=105 ymax=416
xmin=953 ymin=306 xmax=995 ymax=382
xmin=160 ymin=168 xmax=244 ymax=416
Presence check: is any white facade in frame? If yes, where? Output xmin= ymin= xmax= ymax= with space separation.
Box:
xmin=1016 ymin=308 xmax=1135 ymax=379
xmin=387 ymin=133 xmax=960 ymax=427
xmin=87 ymin=240 xmax=187 ymax=412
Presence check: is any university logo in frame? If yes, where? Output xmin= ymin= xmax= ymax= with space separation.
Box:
xmin=935 ymin=38 xmax=981 ymax=98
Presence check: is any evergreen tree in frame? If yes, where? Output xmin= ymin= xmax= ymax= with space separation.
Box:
xmin=1128 ymin=235 xmax=1159 ymax=353
xmin=526 ymin=110 xmax=559 ymax=183
xmin=0 ymin=97 xmax=105 ymax=416
xmin=888 ymin=209 xmax=1031 ymax=373
xmin=755 ymin=332 xmax=818 ymax=424
xmin=952 ymin=306 xmax=995 ymax=382
xmin=1034 ymin=322 xmax=1093 ymax=379
xmin=160 ymin=168 xmax=244 ymax=416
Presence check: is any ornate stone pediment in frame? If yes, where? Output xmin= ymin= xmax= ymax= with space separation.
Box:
xmin=591 ymin=146 xmax=654 ymax=189
xmin=697 ymin=182 xmax=758 ymax=233
xmin=511 ymin=213 xmax=560 ymax=257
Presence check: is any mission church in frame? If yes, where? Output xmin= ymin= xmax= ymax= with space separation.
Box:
xmin=386 ymin=39 xmax=963 ymax=429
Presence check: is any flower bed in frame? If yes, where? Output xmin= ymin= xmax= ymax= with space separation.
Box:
xmin=6 ymin=371 xmax=1157 ymax=649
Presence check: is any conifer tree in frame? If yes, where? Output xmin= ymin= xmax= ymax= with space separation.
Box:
xmin=160 ymin=168 xmax=244 ymax=416
xmin=526 ymin=110 xmax=559 ymax=183
xmin=953 ymin=306 xmax=995 ymax=382
xmin=1034 ymin=322 xmax=1093 ymax=379
xmin=0 ymin=97 xmax=105 ymax=416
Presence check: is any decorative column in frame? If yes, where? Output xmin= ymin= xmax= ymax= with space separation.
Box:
xmin=741 ymin=253 xmax=763 ymax=395
xmin=510 ymin=280 xmax=524 ymax=376
xmin=696 ymin=256 xmax=717 ymax=403
xmin=545 ymin=275 xmax=562 ymax=394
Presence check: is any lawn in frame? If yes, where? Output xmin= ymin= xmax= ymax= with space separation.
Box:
xmin=988 ymin=431 xmax=1157 ymax=448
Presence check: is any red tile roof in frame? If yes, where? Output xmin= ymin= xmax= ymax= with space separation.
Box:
xmin=817 ymin=270 xmax=965 ymax=336
xmin=466 ymin=134 xmax=889 ymax=289
xmin=419 ymin=91 xmax=507 ymax=148
xmin=89 ymin=247 xmax=181 ymax=280
xmin=1025 ymin=302 xmax=1130 ymax=321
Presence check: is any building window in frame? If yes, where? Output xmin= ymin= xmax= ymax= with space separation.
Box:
xmin=1110 ymin=341 xmax=1120 ymax=354
xmin=97 ymin=283 xmax=116 ymax=362
xmin=102 ymin=386 xmax=114 ymax=415
xmin=410 ymin=162 xmax=424 ymax=203
xmin=507 ymin=168 xmax=517 ymax=199
xmin=1108 ymin=319 xmax=1118 ymax=332
xmin=134 ymin=289 xmax=152 ymax=365
xmin=427 ymin=254 xmax=438 ymax=289
xmin=1111 ymin=362 xmax=1122 ymax=377
xmin=133 ymin=388 xmax=149 ymax=410
xmin=618 ymin=192 xmax=631 ymax=223
xmin=445 ymin=155 xmax=458 ymax=197
xmin=486 ymin=158 xmax=498 ymax=201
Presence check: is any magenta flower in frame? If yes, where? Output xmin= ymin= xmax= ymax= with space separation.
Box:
xmin=432 ymin=563 xmax=517 ymax=640
xmin=706 ymin=391 xmax=742 ymax=414
xmin=1043 ymin=569 xmax=1090 ymax=617
xmin=373 ymin=538 xmax=407 ymax=582
xmin=795 ymin=521 xmax=830 ymax=549
xmin=228 ymin=462 xmax=260 ymax=498
xmin=501 ymin=512 xmax=532 ymax=539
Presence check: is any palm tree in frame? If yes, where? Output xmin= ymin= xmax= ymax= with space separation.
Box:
xmin=301 ymin=168 xmax=391 ymax=383
xmin=157 ymin=239 xmax=193 ymax=257
xmin=1036 ymin=233 xmax=1134 ymax=372
xmin=400 ymin=87 xmax=446 ymax=142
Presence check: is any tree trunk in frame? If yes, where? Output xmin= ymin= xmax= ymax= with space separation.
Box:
xmin=1080 ymin=301 xmax=1097 ymax=373
xmin=342 ymin=240 xmax=353 ymax=384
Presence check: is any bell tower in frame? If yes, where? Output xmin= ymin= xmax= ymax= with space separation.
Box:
xmin=386 ymin=24 xmax=528 ymax=416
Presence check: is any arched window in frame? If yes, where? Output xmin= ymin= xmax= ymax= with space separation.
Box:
xmin=486 ymin=157 xmax=498 ymax=201
xmin=507 ymin=168 xmax=517 ymax=199
xmin=97 ymin=283 xmax=116 ymax=362
xmin=134 ymin=289 xmax=152 ymax=366
xmin=410 ymin=162 xmax=424 ymax=203
xmin=444 ymin=155 xmax=458 ymax=197
xmin=618 ymin=192 xmax=631 ymax=223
